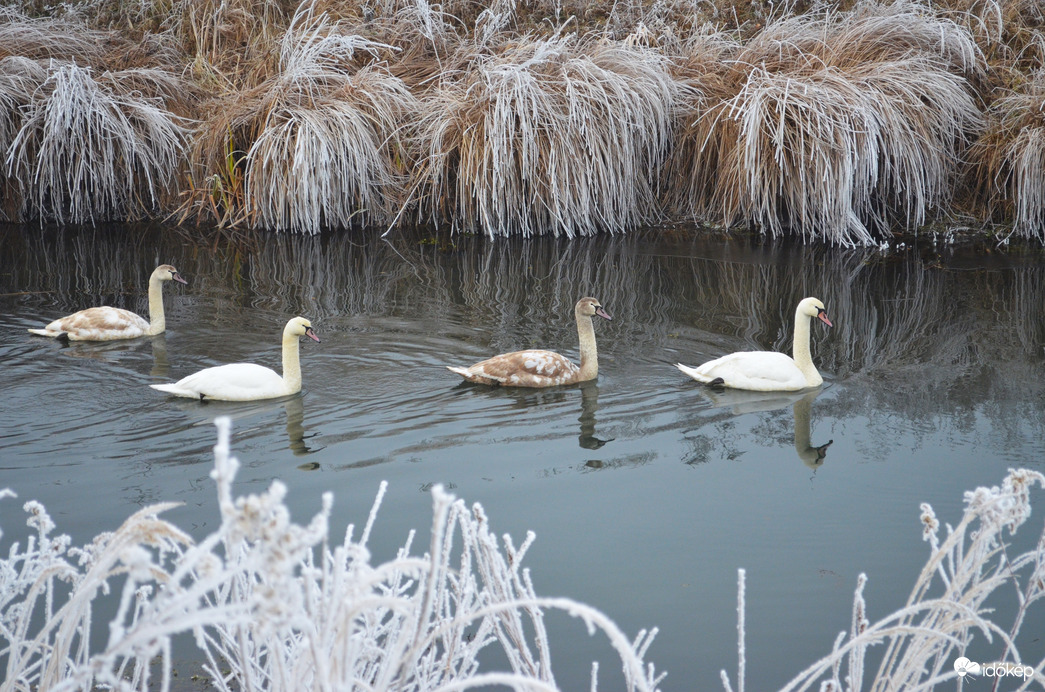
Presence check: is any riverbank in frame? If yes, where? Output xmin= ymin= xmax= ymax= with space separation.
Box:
xmin=1 ymin=0 xmax=1043 ymax=245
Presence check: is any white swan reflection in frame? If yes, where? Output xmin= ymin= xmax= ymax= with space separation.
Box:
xmin=167 ymin=393 xmax=317 ymax=457
xmin=697 ymin=388 xmax=833 ymax=468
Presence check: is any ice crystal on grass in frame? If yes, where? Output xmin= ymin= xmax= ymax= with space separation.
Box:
xmin=0 ymin=417 xmax=663 ymax=692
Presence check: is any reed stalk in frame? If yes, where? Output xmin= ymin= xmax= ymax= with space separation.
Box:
xmin=721 ymin=469 xmax=1045 ymax=692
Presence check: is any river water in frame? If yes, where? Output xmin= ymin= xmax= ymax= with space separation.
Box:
xmin=2 ymin=224 xmax=1044 ymax=690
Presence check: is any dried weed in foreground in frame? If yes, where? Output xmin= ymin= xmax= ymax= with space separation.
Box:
xmin=0 ymin=417 xmax=664 ymax=691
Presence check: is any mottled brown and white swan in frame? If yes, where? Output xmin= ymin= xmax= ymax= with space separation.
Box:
xmin=448 ymin=297 xmax=612 ymax=387
xmin=676 ymin=297 xmax=833 ymax=392
xmin=150 ymin=317 xmax=320 ymax=401
xmin=28 ymin=264 xmax=188 ymax=341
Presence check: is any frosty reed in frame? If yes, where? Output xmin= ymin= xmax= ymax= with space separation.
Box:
xmin=1 ymin=0 xmax=1044 ymax=243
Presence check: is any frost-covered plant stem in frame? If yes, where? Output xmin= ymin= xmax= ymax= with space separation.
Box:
xmin=0 ymin=417 xmax=663 ymax=692
xmin=722 ymin=469 xmax=1045 ymax=692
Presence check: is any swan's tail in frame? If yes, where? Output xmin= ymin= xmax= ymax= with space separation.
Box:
xmin=447 ymin=365 xmax=504 ymax=386
xmin=149 ymin=383 xmax=197 ymax=398
xmin=27 ymin=328 xmax=59 ymax=337
xmin=675 ymin=362 xmax=714 ymax=384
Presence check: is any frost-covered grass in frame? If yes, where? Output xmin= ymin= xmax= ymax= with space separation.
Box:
xmin=667 ymin=1 xmax=984 ymax=246
xmin=412 ymin=34 xmax=679 ymax=238
xmin=2 ymin=0 xmax=1045 ymax=240
xmin=0 ymin=9 xmax=189 ymax=225
xmin=0 ymin=417 xmax=663 ymax=691
xmin=181 ymin=4 xmax=414 ymax=232
xmin=3 ymin=421 xmax=1044 ymax=690
xmin=969 ymin=68 xmax=1045 ymax=242
xmin=722 ymin=469 xmax=1045 ymax=692
xmin=5 ymin=62 xmax=189 ymax=225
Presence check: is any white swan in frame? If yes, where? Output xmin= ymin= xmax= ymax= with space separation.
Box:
xmin=676 ymin=297 xmax=832 ymax=392
xmin=28 ymin=264 xmax=188 ymax=341
xmin=448 ymin=297 xmax=612 ymax=387
xmin=150 ymin=317 xmax=320 ymax=401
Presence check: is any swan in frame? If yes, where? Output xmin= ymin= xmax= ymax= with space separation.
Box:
xmin=676 ymin=297 xmax=832 ymax=392
xmin=150 ymin=316 xmax=320 ymax=401
xmin=28 ymin=264 xmax=188 ymax=341
xmin=448 ymin=297 xmax=612 ymax=387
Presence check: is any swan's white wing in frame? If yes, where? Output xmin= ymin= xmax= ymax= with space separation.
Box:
xmin=682 ymin=351 xmax=808 ymax=392
xmin=151 ymin=363 xmax=286 ymax=401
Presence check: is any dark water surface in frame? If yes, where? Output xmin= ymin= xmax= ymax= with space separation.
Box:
xmin=2 ymin=224 xmax=1044 ymax=690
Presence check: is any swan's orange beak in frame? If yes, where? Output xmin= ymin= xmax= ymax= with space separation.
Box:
xmin=305 ymin=327 xmax=321 ymax=343
xmin=173 ymin=271 xmax=188 ymax=285
xmin=817 ymin=310 xmax=833 ymax=328
xmin=595 ymin=306 xmax=612 ymax=321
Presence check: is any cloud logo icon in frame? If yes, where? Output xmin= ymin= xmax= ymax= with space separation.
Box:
xmin=954 ymin=657 xmax=981 ymax=677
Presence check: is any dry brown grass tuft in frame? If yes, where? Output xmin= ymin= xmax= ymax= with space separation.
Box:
xmin=0 ymin=7 xmax=107 ymax=62
xmin=666 ymin=1 xmax=985 ymax=245
xmin=170 ymin=0 xmax=298 ymax=80
xmin=181 ymin=5 xmax=416 ymax=233
xmin=411 ymin=34 xmax=680 ymax=237
xmin=968 ymin=68 xmax=1045 ymax=240
xmin=4 ymin=62 xmax=190 ymax=224
xmin=932 ymin=0 xmax=1045 ymax=85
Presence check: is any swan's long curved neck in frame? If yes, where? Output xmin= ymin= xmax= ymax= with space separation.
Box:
xmin=791 ymin=308 xmax=822 ymax=387
xmin=576 ymin=314 xmax=598 ymax=380
xmin=794 ymin=395 xmax=813 ymax=454
xmin=146 ymin=275 xmax=166 ymax=335
xmin=281 ymin=333 xmax=303 ymax=394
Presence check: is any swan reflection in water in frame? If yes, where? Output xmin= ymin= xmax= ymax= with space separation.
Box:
xmin=792 ymin=391 xmax=833 ymax=469
xmin=453 ymin=378 xmax=613 ymax=451
xmin=46 ymin=332 xmax=170 ymax=374
xmin=578 ymin=381 xmax=612 ymax=450
xmin=168 ymin=393 xmax=318 ymax=458
xmin=698 ymin=387 xmax=833 ymax=469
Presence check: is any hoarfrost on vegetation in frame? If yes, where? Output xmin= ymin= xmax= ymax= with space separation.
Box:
xmin=2 ymin=422 xmax=1043 ymax=691
xmin=721 ymin=468 xmax=1045 ymax=692
xmin=0 ymin=417 xmax=663 ymax=691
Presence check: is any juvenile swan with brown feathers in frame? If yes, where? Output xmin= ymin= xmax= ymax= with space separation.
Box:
xmin=28 ymin=264 xmax=188 ymax=341
xmin=676 ymin=297 xmax=833 ymax=392
xmin=449 ymin=297 xmax=612 ymax=387
xmin=150 ymin=317 xmax=320 ymax=401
